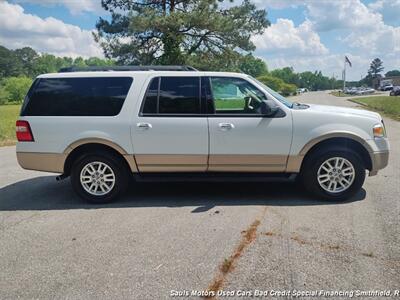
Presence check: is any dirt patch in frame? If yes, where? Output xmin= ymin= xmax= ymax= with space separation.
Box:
xmin=361 ymin=251 xmax=375 ymax=258
xmin=204 ymin=208 xmax=266 ymax=298
xmin=290 ymin=235 xmax=310 ymax=246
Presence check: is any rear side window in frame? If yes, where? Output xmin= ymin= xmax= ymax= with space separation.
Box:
xmin=21 ymin=77 xmax=133 ymax=116
xmin=141 ymin=76 xmax=200 ymax=115
xmin=142 ymin=77 xmax=159 ymax=114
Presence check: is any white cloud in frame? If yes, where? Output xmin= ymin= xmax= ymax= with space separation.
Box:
xmin=302 ymin=0 xmax=400 ymax=58
xmin=11 ymin=0 xmax=103 ymax=15
xmin=0 ymin=1 xmax=103 ymax=57
xmin=368 ymin=0 xmax=400 ymax=24
xmin=252 ymin=0 xmax=305 ymax=9
xmin=252 ymin=0 xmax=400 ymax=80
xmin=305 ymin=1 xmax=383 ymax=32
xmin=253 ymin=19 xmax=328 ymax=56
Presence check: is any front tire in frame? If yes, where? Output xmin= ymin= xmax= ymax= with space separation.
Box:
xmin=71 ymin=153 xmax=129 ymax=203
xmin=301 ymin=148 xmax=366 ymax=201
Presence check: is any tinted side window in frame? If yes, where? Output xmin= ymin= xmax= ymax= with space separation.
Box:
xmin=142 ymin=77 xmax=159 ymax=114
xmin=159 ymin=77 xmax=200 ymax=114
xmin=21 ymin=77 xmax=132 ymax=116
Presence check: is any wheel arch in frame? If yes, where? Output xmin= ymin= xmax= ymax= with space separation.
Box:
xmin=300 ymin=135 xmax=373 ymax=172
xmin=63 ymin=139 xmax=137 ymax=175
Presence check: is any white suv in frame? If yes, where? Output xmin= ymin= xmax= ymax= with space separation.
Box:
xmin=16 ymin=66 xmax=389 ymax=203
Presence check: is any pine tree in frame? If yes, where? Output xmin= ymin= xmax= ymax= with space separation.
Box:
xmin=94 ymin=0 xmax=269 ymax=65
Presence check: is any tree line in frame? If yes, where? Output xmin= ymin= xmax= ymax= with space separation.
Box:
xmin=2 ymin=0 xmax=400 ymax=104
xmin=0 ymin=44 xmax=346 ymax=105
xmin=0 ymin=45 xmax=114 ymax=104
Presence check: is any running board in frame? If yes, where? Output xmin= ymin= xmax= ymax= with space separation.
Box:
xmin=133 ymin=172 xmax=297 ymax=183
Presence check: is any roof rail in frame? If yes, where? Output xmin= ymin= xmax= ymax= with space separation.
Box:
xmin=58 ymin=65 xmax=198 ymax=73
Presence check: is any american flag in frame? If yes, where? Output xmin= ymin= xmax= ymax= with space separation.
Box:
xmin=345 ymin=56 xmax=352 ymax=67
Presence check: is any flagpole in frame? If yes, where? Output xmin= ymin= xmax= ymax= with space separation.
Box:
xmin=343 ymin=57 xmax=346 ymax=92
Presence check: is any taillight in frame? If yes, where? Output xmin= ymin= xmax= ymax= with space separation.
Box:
xmin=16 ymin=120 xmax=34 ymax=142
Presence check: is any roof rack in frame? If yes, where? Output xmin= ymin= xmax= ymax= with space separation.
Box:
xmin=58 ymin=65 xmax=198 ymax=73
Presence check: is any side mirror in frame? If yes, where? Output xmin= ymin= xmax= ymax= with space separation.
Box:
xmin=260 ymin=100 xmax=278 ymax=116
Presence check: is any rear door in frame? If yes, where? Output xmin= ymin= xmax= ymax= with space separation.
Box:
xmin=206 ymin=76 xmax=292 ymax=172
xmin=132 ymin=76 xmax=208 ymax=172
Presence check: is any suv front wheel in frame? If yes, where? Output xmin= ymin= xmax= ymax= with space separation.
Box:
xmin=301 ymin=148 xmax=366 ymax=201
xmin=71 ymin=153 xmax=129 ymax=203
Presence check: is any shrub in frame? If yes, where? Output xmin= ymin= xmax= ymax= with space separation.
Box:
xmin=0 ymin=76 xmax=32 ymax=104
xmin=280 ymin=82 xmax=297 ymax=96
xmin=0 ymin=87 xmax=10 ymax=105
xmin=257 ymin=75 xmax=297 ymax=96
xmin=256 ymin=75 xmax=284 ymax=91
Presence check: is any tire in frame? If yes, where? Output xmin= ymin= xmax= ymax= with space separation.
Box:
xmin=300 ymin=147 xmax=366 ymax=201
xmin=70 ymin=152 xmax=129 ymax=203
xmin=390 ymin=91 xmax=394 ymax=96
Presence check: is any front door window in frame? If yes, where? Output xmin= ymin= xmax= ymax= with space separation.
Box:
xmin=210 ymin=77 xmax=267 ymax=115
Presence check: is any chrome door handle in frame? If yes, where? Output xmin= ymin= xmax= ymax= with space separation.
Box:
xmin=219 ymin=123 xmax=235 ymax=130
xmin=137 ymin=122 xmax=152 ymax=129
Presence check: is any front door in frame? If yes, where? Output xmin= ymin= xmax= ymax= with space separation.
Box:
xmin=132 ymin=76 xmax=208 ymax=172
xmin=207 ymin=76 xmax=292 ymax=172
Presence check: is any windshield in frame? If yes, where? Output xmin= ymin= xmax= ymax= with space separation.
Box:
xmin=250 ymin=77 xmax=294 ymax=108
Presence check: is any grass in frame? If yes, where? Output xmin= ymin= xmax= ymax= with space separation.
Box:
xmin=0 ymin=104 xmax=21 ymax=146
xmin=350 ymin=96 xmax=400 ymax=121
xmin=214 ymin=99 xmax=244 ymax=109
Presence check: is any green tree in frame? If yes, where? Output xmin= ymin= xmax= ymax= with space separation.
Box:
xmin=270 ymin=67 xmax=298 ymax=85
xmin=237 ymin=54 xmax=267 ymax=77
xmin=368 ymin=58 xmax=384 ymax=78
xmin=95 ymin=0 xmax=269 ymax=65
xmin=1 ymin=77 xmax=33 ymax=103
xmin=14 ymin=47 xmax=39 ymax=77
xmin=33 ymin=54 xmax=62 ymax=74
xmin=85 ymin=57 xmax=115 ymax=66
xmin=385 ymin=70 xmax=400 ymax=77
xmin=0 ymin=46 xmax=23 ymax=78
xmin=73 ymin=57 xmax=87 ymax=68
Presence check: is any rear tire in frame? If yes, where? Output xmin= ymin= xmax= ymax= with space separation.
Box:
xmin=300 ymin=147 xmax=366 ymax=201
xmin=71 ymin=152 xmax=129 ymax=203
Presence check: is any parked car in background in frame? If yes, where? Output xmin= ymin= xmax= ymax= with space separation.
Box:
xmin=344 ymin=87 xmax=374 ymax=95
xmin=355 ymin=87 xmax=375 ymax=95
xmin=297 ymin=88 xmax=308 ymax=94
xmin=381 ymin=84 xmax=393 ymax=91
xmin=16 ymin=66 xmax=389 ymax=203
xmin=390 ymin=86 xmax=400 ymax=96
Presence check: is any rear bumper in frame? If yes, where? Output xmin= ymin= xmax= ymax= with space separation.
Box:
xmin=369 ymin=150 xmax=389 ymax=176
xmin=16 ymin=152 xmax=66 ymax=173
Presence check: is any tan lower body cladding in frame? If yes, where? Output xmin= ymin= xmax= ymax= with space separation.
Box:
xmin=16 ymin=152 xmax=138 ymax=173
xmin=17 ymin=152 xmax=303 ymax=174
xmin=135 ymin=154 xmax=289 ymax=172
xmin=17 ymin=152 xmax=67 ymax=173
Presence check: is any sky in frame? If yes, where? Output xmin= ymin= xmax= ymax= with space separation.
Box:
xmin=0 ymin=0 xmax=399 ymax=81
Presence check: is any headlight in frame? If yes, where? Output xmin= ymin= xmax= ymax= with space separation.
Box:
xmin=373 ymin=123 xmax=386 ymax=138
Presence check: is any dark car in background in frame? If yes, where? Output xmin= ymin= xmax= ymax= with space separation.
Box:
xmin=390 ymin=86 xmax=400 ymax=96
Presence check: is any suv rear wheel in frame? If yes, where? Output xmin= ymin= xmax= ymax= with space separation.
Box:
xmin=71 ymin=153 xmax=129 ymax=203
xmin=301 ymin=148 xmax=366 ymax=201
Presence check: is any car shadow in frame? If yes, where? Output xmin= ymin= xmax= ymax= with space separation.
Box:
xmin=0 ymin=176 xmax=366 ymax=212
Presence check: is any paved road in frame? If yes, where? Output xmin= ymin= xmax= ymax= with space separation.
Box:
xmin=0 ymin=91 xmax=399 ymax=299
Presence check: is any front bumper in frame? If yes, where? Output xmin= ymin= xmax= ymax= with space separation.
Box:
xmin=369 ymin=150 xmax=389 ymax=176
